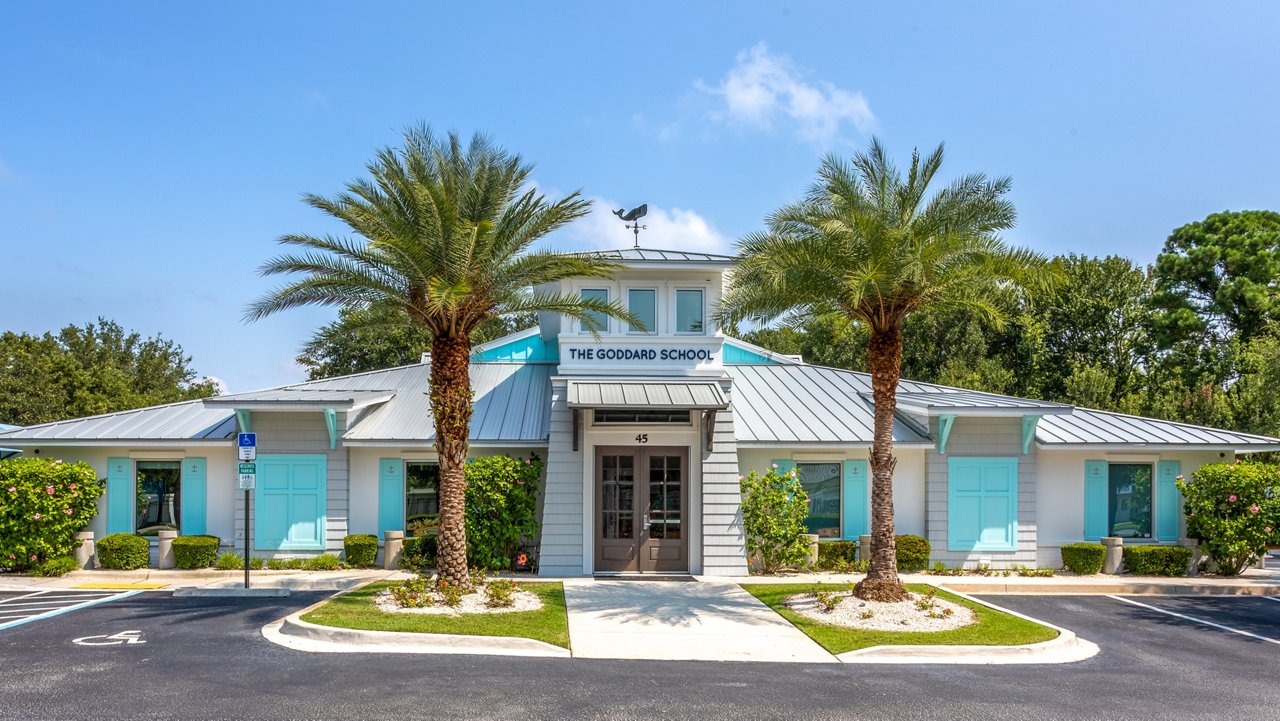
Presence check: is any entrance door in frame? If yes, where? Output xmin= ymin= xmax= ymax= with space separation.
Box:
xmin=255 ymin=454 xmax=328 ymax=551
xmin=595 ymin=446 xmax=688 ymax=573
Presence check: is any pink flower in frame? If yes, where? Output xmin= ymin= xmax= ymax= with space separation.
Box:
xmin=32 ymin=513 xmax=41 ymax=520
xmin=524 ymin=459 xmax=531 ymax=465
xmin=7 ymin=554 xmax=13 ymax=559
xmin=45 ymin=486 xmax=54 ymax=495
xmin=1228 ymin=495 xmax=1237 ymax=502
xmin=69 ymin=483 xmax=77 ymax=490
xmin=30 ymin=555 xmax=36 ymax=561
xmin=771 ymin=463 xmax=778 ymax=469
xmin=1250 ymin=505 xmax=1260 ymax=514
xmin=1266 ymin=527 xmax=1273 ymax=534
xmin=63 ymin=508 xmax=73 ymax=515
xmin=5 ymin=486 xmax=13 ymax=493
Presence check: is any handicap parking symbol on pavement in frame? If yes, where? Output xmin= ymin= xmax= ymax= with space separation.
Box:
xmin=72 ymin=630 xmax=145 ymax=646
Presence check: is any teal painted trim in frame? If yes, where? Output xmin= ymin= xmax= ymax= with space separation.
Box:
xmin=1021 ymin=415 xmax=1041 ymax=454
xmin=377 ymin=458 xmax=405 ymax=536
xmin=180 ymin=457 xmax=207 ymax=536
xmin=105 ymin=457 xmax=133 ymax=536
xmin=235 ymin=409 xmax=251 ymax=434
xmin=472 ymin=333 xmax=559 ymax=363
xmin=722 ymin=343 xmax=780 ymax=364
xmin=946 ymin=456 xmax=1018 ymax=552
xmin=841 ymin=460 xmax=868 ymax=540
xmin=1156 ymin=460 xmax=1182 ymax=541
xmin=323 ymin=408 xmax=337 ymax=450
xmin=937 ymin=414 xmax=957 ymax=455
xmin=254 ymin=454 xmax=328 ymax=551
xmin=1083 ymin=460 xmax=1109 ymax=541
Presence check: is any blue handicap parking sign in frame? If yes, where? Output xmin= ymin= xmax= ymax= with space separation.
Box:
xmin=238 ymin=433 xmax=257 ymax=448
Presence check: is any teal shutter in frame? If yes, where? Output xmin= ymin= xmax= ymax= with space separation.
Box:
xmin=772 ymin=458 xmax=795 ymax=477
xmin=378 ymin=458 xmax=404 ymax=536
xmin=1156 ymin=460 xmax=1182 ymax=540
xmin=1084 ymin=460 xmax=1109 ymax=541
xmin=947 ymin=457 xmax=1018 ymax=551
xmin=106 ymin=458 xmax=133 ymax=535
xmin=180 ymin=457 xmax=207 ymax=536
xmin=841 ymin=460 xmax=868 ymax=540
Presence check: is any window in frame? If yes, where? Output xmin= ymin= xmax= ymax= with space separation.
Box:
xmin=627 ymin=288 xmax=657 ymax=334
xmin=797 ymin=462 xmax=841 ymax=539
xmin=135 ymin=460 xmax=181 ymax=536
xmin=405 ymin=462 xmax=440 ymax=537
xmin=593 ymin=409 xmax=691 ymax=424
xmin=1108 ymin=463 xmax=1152 ymax=539
xmin=580 ymin=288 xmax=609 ymax=333
xmin=675 ymin=289 xmax=704 ymax=334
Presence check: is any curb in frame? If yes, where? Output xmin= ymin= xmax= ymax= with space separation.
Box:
xmin=940 ymin=582 xmax=1280 ymax=596
xmin=260 ymin=586 xmax=571 ymax=658
xmin=837 ymin=589 xmax=1099 ymax=665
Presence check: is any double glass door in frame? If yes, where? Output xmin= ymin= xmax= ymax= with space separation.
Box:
xmin=595 ymin=447 xmax=687 ymax=573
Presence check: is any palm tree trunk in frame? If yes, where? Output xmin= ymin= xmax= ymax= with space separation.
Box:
xmin=431 ymin=332 xmax=473 ymax=587
xmin=853 ymin=322 xmax=910 ymax=602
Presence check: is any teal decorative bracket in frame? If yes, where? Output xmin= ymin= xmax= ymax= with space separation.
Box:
xmin=323 ymin=408 xmax=337 ymax=450
xmin=1022 ymin=415 xmax=1041 ymax=454
xmin=235 ymin=409 xmax=251 ymax=434
xmin=937 ymin=414 xmax=956 ymax=455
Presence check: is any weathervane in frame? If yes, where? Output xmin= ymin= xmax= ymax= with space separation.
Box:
xmin=612 ymin=204 xmax=648 ymax=248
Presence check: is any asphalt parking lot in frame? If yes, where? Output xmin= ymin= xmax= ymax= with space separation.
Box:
xmin=0 ymin=590 xmax=1276 ymax=720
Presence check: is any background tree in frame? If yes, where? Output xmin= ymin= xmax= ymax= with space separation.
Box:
xmin=721 ymin=139 xmax=1056 ymax=601
xmin=297 ymin=305 xmax=535 ymax=380
xmin=249 ymin=126 xmax=634 ymax=587
xmin=0 ymin=319 xmax=219 ymax=426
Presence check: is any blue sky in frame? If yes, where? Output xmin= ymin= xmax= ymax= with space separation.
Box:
xmin=2 ymin=2 xmax=1278 ymax=392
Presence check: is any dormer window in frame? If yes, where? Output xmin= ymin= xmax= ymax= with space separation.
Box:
xmin=580 ymin=288 xmax=609 ymax=333
xmin=628 ymin=288 xmax=657 ymax=335
xmin=675 ymin=289 xmax=704 ymax=334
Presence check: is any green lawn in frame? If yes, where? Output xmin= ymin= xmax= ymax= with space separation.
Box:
xmin=301 ymin=581 xmax=571 ymax=649
xmin=742 ymin=583 xmax=1058 ymax=654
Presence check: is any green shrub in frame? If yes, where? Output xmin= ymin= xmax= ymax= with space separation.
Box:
xmin=215 ymin=552 xmax=243 ymax=570
xmin=894 ymin=535 xmax=931 ymax=571
xmin=0 ymin=457 xmax=104 ymax=570
xmin=266 ymin=557 xmax=303 ymax=570
xmin=816 ymin=541 xmax=858 ymax=570
xmin=402 ymin=535 xmax=437 ymax=572
xmin=1179 ymin=461 xmax=1280 ymax=575
xmin=303 ymin=554 xmax=342 ymax=571
xmin=464 ymin=454 xmax=542 ymax=570
xmin=1060 ymin=543 xmax=1106 ymax=574
xmin=740 ymin=466 xmax=811 ymax=573
xmin=31 ymin=556 xmax=79 ymax=577
xmin=484 ymin=578 xmax=518 ymax=608
xmin=1122 ymin=545 xmax=1192 ymax=576
xmin=172 ymin=535 xmax=220 ymax=569
xmin=98 ymin=533 xmax=150 ymax=570
xmin=343 ymin=534 xmax=378 ymax=568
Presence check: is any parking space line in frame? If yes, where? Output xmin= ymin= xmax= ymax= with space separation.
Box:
xmin=1107 ymin=595 xmax=1280 ymax=646
xmin=0 ymin=590 xmax=142 ymax=631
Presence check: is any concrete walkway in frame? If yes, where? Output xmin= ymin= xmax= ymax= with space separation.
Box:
xmin=561 ymin=579 xmax=835 ymax=663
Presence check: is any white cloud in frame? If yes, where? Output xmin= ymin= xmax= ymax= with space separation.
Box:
xmin=698 ymin=42 xmax=876 ymax=146
xmin=556 ymin=198 xmax=733 ymax=255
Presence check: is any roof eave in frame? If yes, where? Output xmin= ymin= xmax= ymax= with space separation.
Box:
xmin=1037 ymin=442 xmax=1280 ymax=452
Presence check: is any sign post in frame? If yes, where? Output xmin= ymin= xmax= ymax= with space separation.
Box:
xmin=237 ymin=433 xmax=257 ymax=589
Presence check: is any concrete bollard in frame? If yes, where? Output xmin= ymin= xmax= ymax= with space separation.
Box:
xmin=803 ymin=534 xmax=820 ymax=567
xmin=157 ymin=529 xmax=178 ymax=569
xmin=383 ymin=530 xmax=404 ymax=570
xmin=1179 ymin=539 xmax=1201 ymax=576
xmin=74 ymin=531 xmax=96 ymax=570
xmin=1102 ymin=536 xmax=1123 ymax=574
xmin=859 ymin=534 xmax=872 ymax=563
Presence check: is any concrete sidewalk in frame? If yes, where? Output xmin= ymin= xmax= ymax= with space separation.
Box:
xmin=561 ymin=579 xmax=836 ymax=663
xmin=0 ymin=568 xmax=410 ymax=592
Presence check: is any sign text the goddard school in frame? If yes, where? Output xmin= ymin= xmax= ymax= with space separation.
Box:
xmin=567 ymin=347 xmax=713 ymax=362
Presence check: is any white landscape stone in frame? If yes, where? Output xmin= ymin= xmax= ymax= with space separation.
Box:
xmin=374 ymin=586 xmax=543 ymax=616
xmin=785 ymin=590 xmax=976 ymax=632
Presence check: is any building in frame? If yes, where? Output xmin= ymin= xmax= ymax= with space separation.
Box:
xmin=2 ymin=247 xmax=1278 ymax=573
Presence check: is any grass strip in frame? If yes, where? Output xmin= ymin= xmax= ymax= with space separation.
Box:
xmin=742 ymin=582 xmax=1058 ymax=654
xmin=300 ymin=580 xmax=570 ymax=649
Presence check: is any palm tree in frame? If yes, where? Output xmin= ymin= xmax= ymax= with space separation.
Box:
xmin=720 ymin=139 xmax=1057 ymax=601
xmin=247 ymin=126 xmax=634 ymax=587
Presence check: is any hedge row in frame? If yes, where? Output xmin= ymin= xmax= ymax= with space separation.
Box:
xmin=1060 ymin=543 xmax=1105 ymax=575
xmin=1123 ymin=545 xmax=1191 ymax=576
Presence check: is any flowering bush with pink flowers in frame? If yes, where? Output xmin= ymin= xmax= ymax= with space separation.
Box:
xmin=464 ymin=453 xmax=542 ymax=570
xmin=740 ymin=466 xmax=811 ymax=573
xmin=1177 ymin=461 xmax=1280 ymax=575
xmin=0 ymin=458 xmax=104 ymax=572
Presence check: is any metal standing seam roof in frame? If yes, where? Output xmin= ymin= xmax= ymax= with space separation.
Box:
xmin=202 ymin=388 xmax=397 ymax=408
xmin=1036 ymin=408 xmax=1280 ymax=448
xmin=0 ymin=401 xmax=237 ymax=442
xmin=566 ymin=380 xmax=729 ymax=409
xmin=884 ymin=390 xmax=1074 ymax=414
xmin=573 ymin=247 xmax=739 ymax=263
